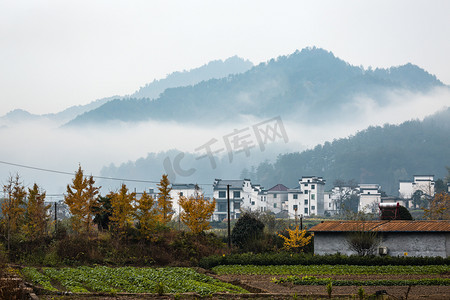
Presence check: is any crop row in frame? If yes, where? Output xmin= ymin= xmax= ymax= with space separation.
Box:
xmin=273 ymin=275 xmax=450 ymax=286
xmin=212 ymin=264 xmax=450 ymax=275
xmin=21 ymin=266 xmax=248 ymax=295
xmin=199 ymin=253 xmax=450 ymax=269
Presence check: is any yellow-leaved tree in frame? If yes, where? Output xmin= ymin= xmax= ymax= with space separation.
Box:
xmin=65 ymin=166 xmax=100 ymax=234
xmin=423 ymin=192 xmax=450 ymax=220
xmin=278 ymin=226 xmax=312 ymax=252
xmin=134 ymin=191 xmax=157 ymax=239
xmin=157 ymin=174 xmax=174 ymax=224
xmin=109 ymin=184 xmax=136 ymax=238
xmin=84 ymin=175 xmax=100 ymax=233
xmin=2 ymin=174 xmax=27 ymax=250
xmin=178 ymin=192 xmax=216 ymax=234
xmin=23 ymin=183 xmax=51 ymax=241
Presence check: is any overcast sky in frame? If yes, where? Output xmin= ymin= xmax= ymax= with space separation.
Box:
xmin=1 ymin=0 xmax=449 ymax=116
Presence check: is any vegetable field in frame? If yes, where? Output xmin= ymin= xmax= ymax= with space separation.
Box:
xmin=212 ymin=264 xmax=450 ymax=275
xmin=21 ymin=266 xmax=248 ymax=295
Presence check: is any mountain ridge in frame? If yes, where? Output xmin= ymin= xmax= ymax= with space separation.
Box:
xmin=66 ymin=47 xmax=446 ymax=127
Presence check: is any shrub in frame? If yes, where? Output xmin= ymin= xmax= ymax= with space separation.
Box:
xmin=231 ymin=213 xmax=264 ymax=251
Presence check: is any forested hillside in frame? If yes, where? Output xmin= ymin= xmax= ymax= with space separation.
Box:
xmin=66 ymin=47 xmax=444 ymax=126
xmin=247 ymin=108 xmax=450 ymax=195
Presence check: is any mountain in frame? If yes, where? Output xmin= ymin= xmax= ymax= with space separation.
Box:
xmin=1 ymin=56 xmax=252 ymax=126
xmin=249 ymin=108 xmax=450 ymax=196
xmin=130 ymin=56 xmax=253 ymax=99
xmin=0 ymin=97 xmax=114 ymax=126
xmin=66 ymin=47 xmax=445 ymax=126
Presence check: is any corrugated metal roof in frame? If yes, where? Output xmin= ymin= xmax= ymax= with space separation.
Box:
xmin=309 ymin=220 xmax=450 ymax=232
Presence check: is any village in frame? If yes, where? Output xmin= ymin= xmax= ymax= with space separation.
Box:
xmin=120 ymin=174 xmax=449 ymax=222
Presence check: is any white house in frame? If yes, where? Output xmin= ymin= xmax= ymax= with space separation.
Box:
xmin=252 ymin=184 xmax=268 ymax=213
xmin=358 ymin=184 xmax=382 ymax=212
xmin=287 ymin=176 xmax=326 ymax=218
xmin=399 ymin=175 xmax=435 ymax=199
xmin=311 ymin=220 xmax=450 ymax=257
xmin=328 ymin=185 xmax=359 ymax=215
xmin=169 ymin=184 xmax=202 ymax=216
xmin=266 ymin=184 xmax=289 ymax=214
xmin=212 ymin=179 xmax=254 ymax=221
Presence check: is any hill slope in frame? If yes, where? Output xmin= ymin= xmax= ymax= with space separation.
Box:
xmin=250 ymin=108 xmax=450 ymax=195
xmin=67 ymin=47 xmax=444 ymax=126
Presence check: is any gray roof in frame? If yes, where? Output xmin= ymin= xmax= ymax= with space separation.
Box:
xmin=214 ymin=179 xmax=246 ymax=190
xmin=268 ymin=184 xmax=289 ymax=192
xmin=171 ymin=183 xmax=197 ymax=190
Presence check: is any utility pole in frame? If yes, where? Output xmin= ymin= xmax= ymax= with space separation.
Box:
xmin=300 ymin=214 xmax=303 ymax=230
xmin=227 ymin=184 xmax=231 ymax=248
xmin=54 ymin=201 xmax=58 ymax=234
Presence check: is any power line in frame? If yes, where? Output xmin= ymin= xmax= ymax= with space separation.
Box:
xmin=0 ymin=160 xmax=160 ymax=184
xmin=0 ymin=160 xmax=214 ymax=186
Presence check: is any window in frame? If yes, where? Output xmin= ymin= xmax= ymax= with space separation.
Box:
xmin=260 ymin=207 xmax=263 ymax=212
xmin=233 ymin=191 xmax=241 ymax=198
xmin=274 ymin=193 xmax=277 ymax=198
xmin=311 ymin=184 xmax=315 ymax=189
xmin=311 ymin=206 xmax=315 ymax=211
xmin=304 ymin=190 xmax=308 ymax=194
xmin=219 ymin=191 xmax=226 ymax=198
xmin=293 ymin=205 xmax=298 ymax=211
xmin=329 ymin=203 xmax=331 ymax=207
xmin=234 ymin=202 xmax=240 ymax=210
xmin=304 ymin=207 xmax=308 ymax=214
xmin=311 ymin=194 xmax=315 ymax=200
xmin=218 ymin=203 xmax=226 ymax=212
xmin=304 ymin=199 xmax=308 ymax=205
xmin=251 ymin=201 xmax=255 ymax=205
xmin=293 ymin=194 xmax=298 ymax=199
xmin=273 ymin=203 xmax=277 ymax=208
xmin=179 ymin=192 xmax=183 ymax=197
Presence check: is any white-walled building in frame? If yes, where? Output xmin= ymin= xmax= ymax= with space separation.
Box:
xmin=323 ymin=191 xmax=336 ymax=215
xmin=287 ymin=176 xmax=326 ymax=218
xmin=170 ymin=184 xmax=202 ymax=216
xmin=252 ymin=184 xmax=268 ymax=213
xmin=136 ymin=184 xmax=202 ymax=217
xmin=212 ymin=179 xmax=254 ymax=221
xmin=358 ymin=184 xmax=382 ymax=212
xmin=328 ymin=185 xmax=359 ymax=214
xmin=266 ymin=184 xmax=289 ymax=214
xmin=399 ymin=175 xmax=435 ymax=199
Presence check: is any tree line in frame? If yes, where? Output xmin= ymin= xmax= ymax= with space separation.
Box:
xmin=0 ymin=166 xmax=216 ymax=248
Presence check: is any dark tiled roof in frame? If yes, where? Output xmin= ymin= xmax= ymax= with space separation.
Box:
xmin=171 ymin=183 xmax=197 ymax=189
xmin=268 ymin=184 xmax=289 ymax=192
xmin=310 ymin=220 xmax=450 ymax=233
xmin=214 ymin=179 xmax=245 ymax=190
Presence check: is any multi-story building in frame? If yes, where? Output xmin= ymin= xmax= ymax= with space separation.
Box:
xmin=169 ymin=184 xmax=202 ymax=216
xmin=266 ymin=184 xmax=289 ymax=214
xmin=399 ymin=175 xmax=435 ymax=199
xmin=287 ymin=176 xmax=326 ymax=218
xmin=252 ymin=184 xmax=268 ymax=213
xmin=358 ymin=184 xmax=381 ymax=212
xmin=212 ymin=179 xmax=254 ymax=221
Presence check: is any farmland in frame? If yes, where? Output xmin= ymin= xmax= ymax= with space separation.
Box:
xmin=21 ymin=266 xmax=248 ymax=296
xmin=19 ymin=263 xmax=450 ymax=299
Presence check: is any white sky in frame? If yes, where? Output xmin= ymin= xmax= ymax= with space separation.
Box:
xmin=1 ymin=0 xmax=449 ymax=116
